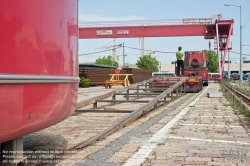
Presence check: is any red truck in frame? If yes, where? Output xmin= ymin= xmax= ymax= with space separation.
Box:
xmin=175 ymin=51 xmax=209 ymax=92
xmin=149 ymin=51 xmax=209 ymax=92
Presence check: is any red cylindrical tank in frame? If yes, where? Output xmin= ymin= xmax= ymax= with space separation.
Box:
xmin=0 ymin=0 xmax=79 ymax=143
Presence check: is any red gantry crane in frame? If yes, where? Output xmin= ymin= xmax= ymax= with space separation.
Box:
xmin=79 ymin=14 xmax=234 ymax=81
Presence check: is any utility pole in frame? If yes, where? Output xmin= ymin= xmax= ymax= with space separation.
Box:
xmin=224 ymin=4 xmax=242 ymax=81
xmin=117 ymin=51 xmax=127 ymax=67
xmin=112 ymin=39 xmax=117 ymax=61
xmin=95 ymin=39 xmax=122 ymax=66
xmin=141 ymin=37 xmax=144 ymax=57
xmin=228 ymin=51 xmax=230 ymax=79
xmin=123 ymin=42 xmax=125 ymax=67
xmin=240 ymin=5 xmax=242 ymax=81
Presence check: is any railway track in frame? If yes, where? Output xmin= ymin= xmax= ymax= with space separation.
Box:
xmin=225 ymin=84 xmax=250 ymax=108
xmin=75 ymin=77 xmax=188 ymax=149
xmin=14 ymin=82 xmax=250 ymax=166
xmin=22 ymin=77 xmax=188 ymax=165
xmin=56 ymin=83 xmax=250 ymax=166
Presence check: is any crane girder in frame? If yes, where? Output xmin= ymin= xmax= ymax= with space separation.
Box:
xmin=79 ymin=16 xmax=234 ymax=82
xmin=79 ymin=19 xmax=233 ymax=39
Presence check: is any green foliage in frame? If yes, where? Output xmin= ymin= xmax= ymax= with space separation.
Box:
xmin=80 ymin=77 xmax=90 ymax=88
xmin=204 ymin=50 xmax=218 ymax=72
xmin=94 ymin=55 xmax=118 ymax=67
xmin=136 ymin=55 xmax=159 ymax=72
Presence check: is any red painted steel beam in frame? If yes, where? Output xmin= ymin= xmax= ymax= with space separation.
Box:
xmin=219 ymin=21 xmax=234 ymax=82
xmin=79 ymin=24 xmax=208 ymax=39
xmin=216 ymin=19 xmax=234 ymax=25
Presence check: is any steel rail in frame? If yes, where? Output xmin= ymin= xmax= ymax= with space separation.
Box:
xmin=74 ymin=109 xmax=133 ymax=113
xmin=76 ymin=77 xmax=188 ymax=149
xmin=225 ymin=84 xmax=250 ymax=108
xmin=76 ymin=77 xmax=160 ymax=109
xmin=95 ymin=100 xmax=150 ymax=103
xmin=114 ymin=92 xmax=162 ymax=95
xmin=42 ymin=77 xmax=188 ymax=166
xmin=128 ymin=88 xmax=171 ymax=91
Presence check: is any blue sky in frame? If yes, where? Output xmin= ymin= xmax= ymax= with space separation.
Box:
xmin=78 ymin=0 xmax=250 ymax=65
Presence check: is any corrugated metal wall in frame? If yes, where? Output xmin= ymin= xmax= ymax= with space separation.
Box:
xmin=79 ymin=67 xmax=152 ymax=86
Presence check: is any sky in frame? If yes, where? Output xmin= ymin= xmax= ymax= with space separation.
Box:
xmin=78 ymin=0 xmax=250 ymax=65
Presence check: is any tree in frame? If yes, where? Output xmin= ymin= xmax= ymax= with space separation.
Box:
xmin=204 ymin=50 xmax=218 ymax=73
xmin=136 ymin=55 xmax=159 ymax=72
xmin=94 ymin=55 xmax=118 ymax=67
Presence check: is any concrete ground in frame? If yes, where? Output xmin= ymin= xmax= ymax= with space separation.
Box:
xmin=129 ymin=83 xmax=250 ymax=166
xmin=70 ymin=83 xmax=250 ymax=166
xmin=22 ymin=83 xmax=250 ymax=166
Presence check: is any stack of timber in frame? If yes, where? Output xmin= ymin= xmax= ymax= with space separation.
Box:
xmin=79 ymin=64 xmax=152 ymax=86
xmin=79 ymin=67 xmax=115 ymax=86
xmin=122 ymin=68 xmax=152 ymax=83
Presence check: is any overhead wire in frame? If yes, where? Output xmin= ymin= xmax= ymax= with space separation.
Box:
xmin=103 ymin=40 xmax=114 ymax=47
xmin=243 ymin=17 xmax=250 ymax=28
xmin=229 ymin=50 xmax=250 ymax=56
xmin=123 ymin=45 xmax=175 ymax=54
xmin=79 ymin=45 xmax=175 ymax=56
xmin=79 ymin=45 xmax=249 ymax=57
xmin=79 ymin=47 xmax=121 ymax=56
xmin=242 ymin=35 xmax=250 ymax=41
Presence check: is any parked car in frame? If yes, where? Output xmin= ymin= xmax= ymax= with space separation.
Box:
xmin=231 ymin=73 xmax=239 ymax=80
xmin=243 ymin=75 xmax=249 ymax=81
xmin=231 ymin=73 xmax=249 ymax=81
